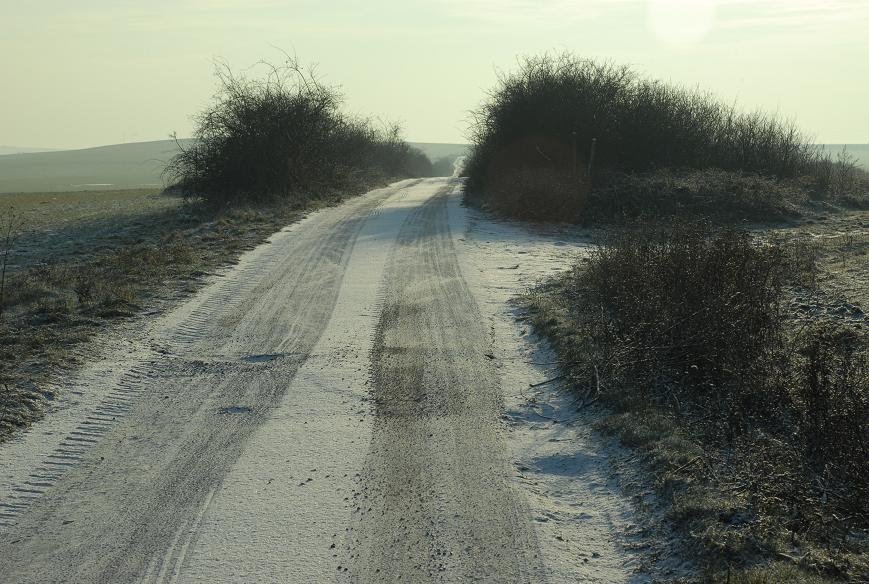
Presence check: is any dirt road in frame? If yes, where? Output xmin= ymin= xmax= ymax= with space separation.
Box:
xmin=0 ymin=178 xmax=647 ymax=583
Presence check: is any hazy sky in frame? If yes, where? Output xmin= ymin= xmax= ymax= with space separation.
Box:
xmin=2 ymin=0 xmax=868 ymax=149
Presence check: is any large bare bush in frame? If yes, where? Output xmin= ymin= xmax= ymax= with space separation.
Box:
xmin=465 ymin=53 xmax=867 ymax=221
xmin=165 ymin=57 xmax=432 ymax=206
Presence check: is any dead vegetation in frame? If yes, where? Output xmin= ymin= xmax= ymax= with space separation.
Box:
xmin=523 ymin=222 xmax=868 ymax=582
xmin=463 ymin=53 xmax=869 ymax=223
xmin=465 ymin=50 xmax=869 ymax=581
xmin=0 ymin=188 xmax=364 ymax=440
xmin=164 ymin=56 xmax=432 ymax=207
xmin=581 ymin=168 xmax=812 ymax=223
xmin=1 ymin=54 xmax=435 ymax=441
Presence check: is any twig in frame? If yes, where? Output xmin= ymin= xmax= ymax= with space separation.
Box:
xmin=0 ymin=208 xmax=20 ymax=320
xmin=671 ymin=456 xmax=702 ymax=474
xmin=529 ymin=375 xmax=564 ymax=388
xmin=594 ymin=364 xmax=601 ymax=395
xmin=577 ymin=395 xmax=599 ymax=410
xmin=534 ymin=413 xmax=574 ymax=424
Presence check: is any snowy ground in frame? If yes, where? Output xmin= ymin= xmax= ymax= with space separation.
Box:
xmin=0 ymin=178 xmax=674 ymax=582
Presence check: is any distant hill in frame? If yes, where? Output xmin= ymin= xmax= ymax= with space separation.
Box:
xmin=0 ymin=139 xmax=469 ymax=194
xmin=7 ymin=139 xmax=862 ymax=195
xmin=410 ymin=142 xmax=470 ymax=162
xmin=0 ymin=139 xmax=194 ymax=193
xmin=0 ymin=145 xmax=61 ymax=156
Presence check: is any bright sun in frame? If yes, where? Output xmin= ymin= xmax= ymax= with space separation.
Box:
xmin=648 ymin=0 xmax=717 ymax=46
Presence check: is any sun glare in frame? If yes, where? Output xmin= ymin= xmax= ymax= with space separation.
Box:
xmin=648 ymin=0 xmax=717 ymax=46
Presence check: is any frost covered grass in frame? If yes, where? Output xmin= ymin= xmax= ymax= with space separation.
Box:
xmin=523 ymin=221 xmax=868 ymax=581
xmin=0 ymin=188 xmax=363 ymax=440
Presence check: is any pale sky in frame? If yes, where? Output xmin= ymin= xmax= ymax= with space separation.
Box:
xmin=2 ymin=0 xmax=868 ymax=149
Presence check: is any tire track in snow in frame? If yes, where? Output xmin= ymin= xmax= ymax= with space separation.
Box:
xmin=349 ymin=186 xmax=545 ymax=582
xmin=0 ymin=180 xmax=416 ymax=583
xmin=172 ymin=178 xmax=436 ymax=584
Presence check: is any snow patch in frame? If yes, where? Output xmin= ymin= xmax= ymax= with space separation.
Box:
xmin=451 ymin=191 xmax=662 ymax=582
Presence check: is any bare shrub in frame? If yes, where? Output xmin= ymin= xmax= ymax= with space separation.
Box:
xmin=577 ymin=223 xmax=791 ymax=428
xmin=465 ymin=53 xmax=867 ymax=220
xmin=164 ymin=56 xmax=432 ymax=207
xmin=525 ymin=222 xmax=868 ymax=579
xmin=0 ymin=208 xmax=23 ymax=320
xmin=793 ymin=325 xmax=868 ymax=517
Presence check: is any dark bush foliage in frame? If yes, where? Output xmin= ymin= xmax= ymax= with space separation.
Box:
xmin=482 ymin=167 xmax=587 ymax=221
xmin=529 ymin=222 xmax=868 ymax=577
xmin=582 ymin=168 xmax=809 ymax=223
xmin=793 ymin=325 xmax=868 ymax=515
xmin=164 ymin=58 xmax=433 ymax=206
xmin=576 ymin=223 xmax=792 ymax=422
xmin=465 ymin=53 xmax=867 ymax=221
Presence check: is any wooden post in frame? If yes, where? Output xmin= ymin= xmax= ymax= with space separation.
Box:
xmin=587 ymin=138 xmax=597 ymax=178
xmin=571 ymin=131 xmax=577 ymax=177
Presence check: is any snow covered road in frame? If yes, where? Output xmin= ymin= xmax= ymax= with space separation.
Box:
xmin=0 ymin=178 xmax=647 ymax=583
